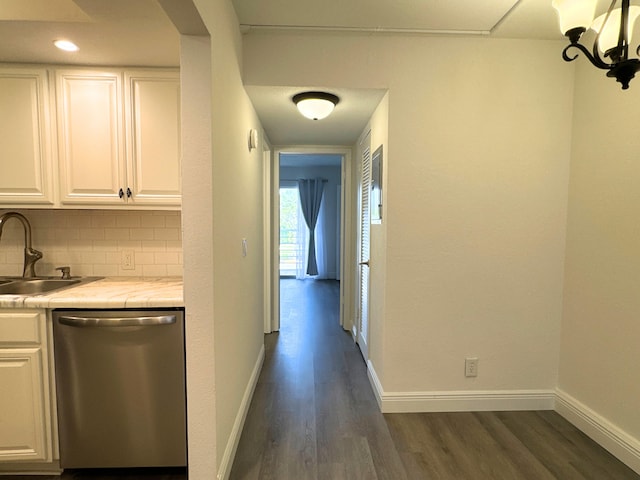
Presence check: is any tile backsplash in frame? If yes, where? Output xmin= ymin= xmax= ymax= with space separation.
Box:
xmin=0 ymin=210 xmax=182 ymax=278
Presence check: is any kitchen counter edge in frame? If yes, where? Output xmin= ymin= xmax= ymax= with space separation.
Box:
xmin=0 ymin=277 xmax=184 ymax=309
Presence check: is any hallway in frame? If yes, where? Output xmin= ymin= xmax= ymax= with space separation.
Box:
xmin=229 ymin=279 xmax=640 ymax=480
xmin=230 ymin=279 xmax=403 ymax=479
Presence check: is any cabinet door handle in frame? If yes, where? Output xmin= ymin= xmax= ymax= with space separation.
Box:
xmin=119 ymin=188 xmax=124 ymax=199
xmin=126 ymin=187 xmax=132 ymax=198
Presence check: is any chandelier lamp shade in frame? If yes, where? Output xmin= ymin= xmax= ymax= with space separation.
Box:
xmin=552 ymin=0 xmax=640 ymax=89
xmin=292 ymin=91 xmax=340 ymax=120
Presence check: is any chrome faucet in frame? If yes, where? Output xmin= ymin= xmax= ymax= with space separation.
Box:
xmin=0 ymin=212 xmax=43 ymax=278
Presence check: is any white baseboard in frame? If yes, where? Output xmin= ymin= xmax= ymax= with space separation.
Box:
xmin=555 ymin=389 xmax=640 ymax=475
xmin=217 ymin=344 xmax=265 ymax=480
xmin=367 ymin=359 xmax=385 ymax=410
xmin=366 ymin=361 xmax=555 ymax=413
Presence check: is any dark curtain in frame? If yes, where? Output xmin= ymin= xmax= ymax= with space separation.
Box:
xmin=297 ymin=178 xmax=325 ymax=276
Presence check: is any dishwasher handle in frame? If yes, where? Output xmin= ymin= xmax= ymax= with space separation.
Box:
xmin=58 ymin=314 xmax=177 ymax=327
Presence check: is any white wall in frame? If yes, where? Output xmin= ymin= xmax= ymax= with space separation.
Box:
xmin=191 ymin=1 xmax=265 ymax=477
xmin=558 ymin=58 xmax=640 ymax=469
xmin=0 ymin=209 xmax=181 ymax=277
xmin=186 ymin=12 xmax=640 ymax=473
xmin=180 ymin=33 xmax=217 ymax=478
xmin=243 ymin=33 xmax=573 ymax=403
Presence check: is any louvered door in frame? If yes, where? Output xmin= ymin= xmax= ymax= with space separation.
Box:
xmin=357 ymin=136 xmax=371 ymax=359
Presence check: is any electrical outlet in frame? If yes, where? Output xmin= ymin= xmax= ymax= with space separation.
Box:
xmin=465 ymin=357 xmax=478 ymax=377
xmin=121 ymin=249 xmax=135 ymax=270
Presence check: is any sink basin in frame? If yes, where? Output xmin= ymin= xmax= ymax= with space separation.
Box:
xmin=0 ymin=277 xmax=101 ymax=296
xmin=0 ymin=279 xmax=81 ymax=295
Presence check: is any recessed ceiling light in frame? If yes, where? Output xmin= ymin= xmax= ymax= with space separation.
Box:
xmin=54 ymin=39 xmax=79 ymax=52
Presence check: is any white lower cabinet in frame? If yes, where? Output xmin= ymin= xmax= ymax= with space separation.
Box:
xmin=0 ymin=310 xmax=54 ymax=464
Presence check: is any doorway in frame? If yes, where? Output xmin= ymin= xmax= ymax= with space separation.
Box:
xmin=268 ymin=147 xmax=354 ymax=333
xmin=279 ymin=152 xmax=342 ymax=331
xmin=279 ymin=154 xmax=341 ymax=280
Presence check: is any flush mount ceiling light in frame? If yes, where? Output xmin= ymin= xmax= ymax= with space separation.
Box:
xmin=292 ymin=91 xmax=340 ymax=120
xmin=54 ymin=39 xmax=79 ymax=52
xmin=553 ymin=0 xmax=640 ymax=89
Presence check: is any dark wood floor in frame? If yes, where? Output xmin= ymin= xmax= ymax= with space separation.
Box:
xmin=229 ymin=278 xmax=640 ymax=480
xmin=5 ymin=280 xmax=637 ymax=479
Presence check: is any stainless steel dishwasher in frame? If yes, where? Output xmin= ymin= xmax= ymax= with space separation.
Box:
xmin=52 ymin=308 xmax=187 ymax=469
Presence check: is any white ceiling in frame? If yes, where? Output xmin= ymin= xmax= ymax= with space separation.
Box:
xmin=0 ymin=0 xmax=614 ymax=145
xmin=235 ymin=0 xmax=521 ymax=34
xmin=237 ymin=0 xmax=572 ymax=145
xmin=245 ymin=86 xmax=387 ymax=146
xmin=0 ymin=0 xmax=180 ymax=66
xmin=233 ymin=0 xmax=579 ymax=39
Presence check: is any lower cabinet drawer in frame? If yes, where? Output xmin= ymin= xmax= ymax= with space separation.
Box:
xmin=0 ymin=311 xmax=43 ymax=345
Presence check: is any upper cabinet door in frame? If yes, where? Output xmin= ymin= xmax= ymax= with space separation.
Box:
xmin=0 ymin=68 xmax=54 ymax=205
xmin=125 ymin=71 xmax=181 ymax=206
xmin=56 ymin=70 xmax=127 ymax=205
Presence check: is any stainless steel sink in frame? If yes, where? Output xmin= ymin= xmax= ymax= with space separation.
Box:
xmin=0 ymin=277 xmax=101 ymax=296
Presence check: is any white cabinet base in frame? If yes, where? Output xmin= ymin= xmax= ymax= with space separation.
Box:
xmin=0 ymin=349 xmax=48 ymax=461
xmin=0 ymin=310 xmax=53 ymax=465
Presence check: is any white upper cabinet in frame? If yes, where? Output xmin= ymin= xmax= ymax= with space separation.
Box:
xmin=0 ymin=68 xmax=55 ymax=205
xmin=56 ymin=68 xmax=181 ymax=208
xmin=56 ymin=70 xmax=126 ymax=205
xmin=125 ymin=71 xmax=181 ymax=205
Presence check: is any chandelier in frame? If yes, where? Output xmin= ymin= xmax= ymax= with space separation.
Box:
xmin=553 ymin=0 xmax=640 ymax=89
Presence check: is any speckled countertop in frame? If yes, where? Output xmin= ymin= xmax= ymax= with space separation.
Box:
xmin=0 ymin=277 xmax=184 ymax=309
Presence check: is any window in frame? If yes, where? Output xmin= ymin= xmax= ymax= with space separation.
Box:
xmin=279 ymin=186 xmax=301 ymax=277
